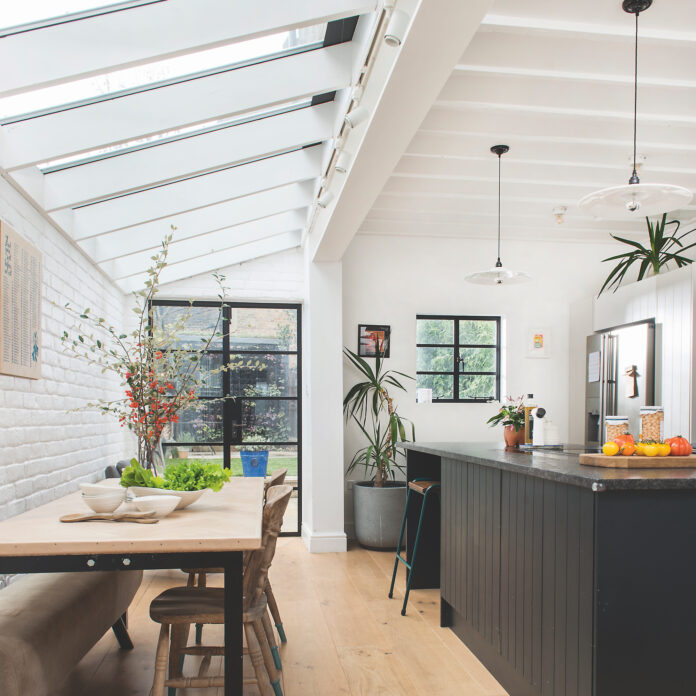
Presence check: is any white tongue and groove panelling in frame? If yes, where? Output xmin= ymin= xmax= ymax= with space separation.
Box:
xmin=594 ymin=265 xmax=695 ymax=440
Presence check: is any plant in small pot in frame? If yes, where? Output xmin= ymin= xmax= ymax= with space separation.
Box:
xmin=239 ymin=432 xmax=270 ymax=478
xmin=487 ymin=396 xmax=526 ymax=448
xmin=343 ymin=348 xmax=415 ymax=549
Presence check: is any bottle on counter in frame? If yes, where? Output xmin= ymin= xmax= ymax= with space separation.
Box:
xmin=523 ymin=394 xmax=536 ymax=445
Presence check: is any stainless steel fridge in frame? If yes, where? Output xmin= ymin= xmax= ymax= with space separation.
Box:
xmin=585 ymin=320 xmax=656 ymax=448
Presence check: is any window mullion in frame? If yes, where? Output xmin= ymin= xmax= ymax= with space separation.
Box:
xmin=454 ymin=319 xmax=460 ymax=402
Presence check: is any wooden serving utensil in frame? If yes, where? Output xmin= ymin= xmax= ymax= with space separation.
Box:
xmin=60 ymin=511 xmax=159 ymax=524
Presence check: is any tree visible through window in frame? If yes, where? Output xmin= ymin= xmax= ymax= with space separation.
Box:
xmin=416 ymin=315 xmax=500 ymax=402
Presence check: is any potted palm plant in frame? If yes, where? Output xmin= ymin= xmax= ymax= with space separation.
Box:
xmin=343 ymin=348 xmax=414 ymax=549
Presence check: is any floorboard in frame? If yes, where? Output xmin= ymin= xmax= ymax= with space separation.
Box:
xmin=55 ymin=539 xmax=507 ymax=696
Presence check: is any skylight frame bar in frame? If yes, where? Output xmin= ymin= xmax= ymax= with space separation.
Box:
xmin=39 ymin=99 xmax=315 ymax=174
xmin=0 ymin=40 xmax=325 ymax=125
xmin=69 ymin=145 xmax=309 ymax=210
xmin=0 ymin=0 xmax=163 ymax=38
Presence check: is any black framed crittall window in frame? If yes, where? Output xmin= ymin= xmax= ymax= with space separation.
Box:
xmin=151 ymin=300 xmax=301 ymax=536
xmin=416 ymin=315 xmax=501 ymax=403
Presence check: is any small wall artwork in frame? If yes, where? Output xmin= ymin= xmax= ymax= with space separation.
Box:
xmin=358 ymin=324 xmax=390 ymax=358
xmin=527 ymin=327 xmax=550 ymax=359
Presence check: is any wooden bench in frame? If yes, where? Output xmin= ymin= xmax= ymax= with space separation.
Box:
xmin=0 ymin=570 xmax=143 ymax=696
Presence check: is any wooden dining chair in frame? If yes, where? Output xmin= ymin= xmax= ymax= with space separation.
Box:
xmin=149 ymin=485 xmax=292 ymax=696
xmin=183 ymin=468 xmax=289 ymax=647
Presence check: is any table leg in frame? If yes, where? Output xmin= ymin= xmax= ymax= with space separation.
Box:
xmin=224 ymin=552 xmax=243 ymax=696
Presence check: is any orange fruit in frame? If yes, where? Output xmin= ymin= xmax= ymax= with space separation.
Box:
xmin=620 ymin=442 xmax=636 ymax=456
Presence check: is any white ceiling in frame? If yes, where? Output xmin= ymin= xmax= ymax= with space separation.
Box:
xmin=360 ymin=0 xmax=696 ymax=244
xmin=0 ymin=0 xmax=380 ymax=291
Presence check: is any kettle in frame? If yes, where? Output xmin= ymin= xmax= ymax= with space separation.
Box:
xmin=532 ymin=407 xmax=561 ymax=447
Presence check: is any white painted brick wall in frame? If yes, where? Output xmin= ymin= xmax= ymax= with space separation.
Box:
xmin=158 ymin=247 xmax=305 ymax=300
xmin=0 ymin=179 xmax=129 ymax=521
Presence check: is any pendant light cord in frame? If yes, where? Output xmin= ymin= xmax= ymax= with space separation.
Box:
xmin=496 ymin=152 xmax=502 ymax=267
xmin=629 ymin=11 xmax=640 ymax=185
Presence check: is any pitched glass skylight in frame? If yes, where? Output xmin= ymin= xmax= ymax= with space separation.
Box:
xmin=0 ymin=22 xmax=327 ymax=121
xmin=38 ymin=98 xmax=313 ymax=173
xmin=0 ymin=1 xmax=155 ymax=35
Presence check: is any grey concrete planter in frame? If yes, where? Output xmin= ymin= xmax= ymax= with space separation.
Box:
xmin=353 ymin=481 xmax=407 ymax=550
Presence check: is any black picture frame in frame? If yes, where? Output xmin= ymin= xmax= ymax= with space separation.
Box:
xmin=358 ymin=324 xmax=391 ymax=358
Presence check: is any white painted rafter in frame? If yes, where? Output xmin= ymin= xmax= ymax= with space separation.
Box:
xmin=32 ymin=101 xmax=336 ymax=211
xmin=58 ymin=146 xmax=323 ymax=240
xmin=102 ymin=210 xmax=307 ymax=279
xmin=0 ymin=0 xmax=374 ymax=96
xmin=81 ymin=184 xmax=312 ymax=261
xmin=116 ymin=230 xmax=302 ymax=291
xmin=0 ymin=43 xmax=355 ymax=170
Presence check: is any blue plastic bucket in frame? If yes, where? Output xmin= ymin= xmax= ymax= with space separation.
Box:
xmin=240 ymin=450 xmax=269 ymax=477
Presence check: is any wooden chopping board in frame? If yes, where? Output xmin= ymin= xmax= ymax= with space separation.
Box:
xmin=580 ymin=453 xmax=696 ymax=469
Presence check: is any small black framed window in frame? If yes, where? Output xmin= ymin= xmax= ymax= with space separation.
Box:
xmin=416 ymin=315 xmax=501 ymax=403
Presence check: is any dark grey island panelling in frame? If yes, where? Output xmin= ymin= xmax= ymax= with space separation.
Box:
xmin=400 ymin=442 xmax=696 ymax=696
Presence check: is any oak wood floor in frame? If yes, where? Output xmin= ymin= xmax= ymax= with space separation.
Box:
xmin=56 ymin=539 xmax=507 ymax=696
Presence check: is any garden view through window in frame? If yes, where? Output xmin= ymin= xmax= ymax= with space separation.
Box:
xmin=152 ymin=300 xmax=301 ymax=535
xmin=416 ymin=315 xmax=501 ymax=402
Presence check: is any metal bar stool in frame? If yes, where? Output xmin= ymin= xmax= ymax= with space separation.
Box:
xmin=389 ymin=477 xmax=441 ymax=615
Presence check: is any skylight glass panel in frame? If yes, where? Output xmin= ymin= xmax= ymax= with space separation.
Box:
xmin=38 ymin=98 xmax=312 ymax=172
xmin=0 ymin=1 xmax=150 ymax=34
xmin=0 ymin=22 xmax=326 ymax=121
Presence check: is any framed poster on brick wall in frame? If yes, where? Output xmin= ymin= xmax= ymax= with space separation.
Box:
xmin=0 ymin=221 xmax=42 ymax=379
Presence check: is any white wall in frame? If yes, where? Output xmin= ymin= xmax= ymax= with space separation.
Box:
xmin=0 ymin=179 xmax=127 ymax=521
xmin=157 ymin=247 xmax=304 ymax=301
xmin=342 ymin=233 xmax=614 ymax=532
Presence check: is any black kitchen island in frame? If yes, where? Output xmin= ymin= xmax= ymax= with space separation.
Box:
xmin=399 ymin=442 xmax=696 ymax=696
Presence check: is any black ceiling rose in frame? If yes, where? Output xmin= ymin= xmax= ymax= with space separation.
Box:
xmin=490 ymin=144 xmax=509 ymax=157
xmin=622 ymin=0 xmax=652 ymax=14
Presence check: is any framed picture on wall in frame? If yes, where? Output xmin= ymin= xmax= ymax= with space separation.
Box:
xmin=527 ymin=326 xmax=550 ymax=358
xmin=358 ymin=324 xmax=391 ymax=358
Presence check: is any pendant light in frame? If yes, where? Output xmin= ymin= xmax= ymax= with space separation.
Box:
xmin=465 ymin=145 xmax=530 ymax=286
xmin=578 ymin=0 xmax=692 ymax=219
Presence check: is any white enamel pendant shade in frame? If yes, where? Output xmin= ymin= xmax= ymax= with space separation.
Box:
xmin=465 ymin=265 xmax=531 ymax=286
xmin=579 ymin=182 xmax=693 ymax=220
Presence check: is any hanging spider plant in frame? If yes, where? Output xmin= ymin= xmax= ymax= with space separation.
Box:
xmin=599 ymin=214 xmax=696 ymax=296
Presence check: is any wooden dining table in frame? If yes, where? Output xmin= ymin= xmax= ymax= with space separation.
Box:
xmin=0 ymin=476 xmax=264 ymax=696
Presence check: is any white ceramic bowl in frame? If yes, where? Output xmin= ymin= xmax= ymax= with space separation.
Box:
xmin=81 ymin=492 xmax=124 ymax=514
xmin=80 ymin=482 xmax=126 ymax=499
xmin=127 ymin=487 xmax=206 ymax=510
xmin=132 ymin=495 xmax=180 ymax=519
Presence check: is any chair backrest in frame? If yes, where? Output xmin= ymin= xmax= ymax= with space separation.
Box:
xmin=243 ymin=484 xmax=292 ymax=610
xmin=264 ymin=468 xmax=288 ymax=496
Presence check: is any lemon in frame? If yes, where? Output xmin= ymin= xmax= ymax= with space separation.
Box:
xmin=602 ymin=441 xmax=620 ymax=456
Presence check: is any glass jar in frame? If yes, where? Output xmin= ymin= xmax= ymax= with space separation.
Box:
xmin=640 ymin=406 xmax=664 ymax=442
xmin=605 ymin=415 xmax=629 ymax=442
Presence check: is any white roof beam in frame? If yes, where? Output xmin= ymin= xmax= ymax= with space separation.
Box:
xmin=460 ymin=28 xmax=696 ymax=87
xmin=1 ymin=43 xmax=355 ymax=170
xmin=0 ymin=0 xmax=373 ymax=96
xmin=37 ymin=101 xmax=336 ymax=211
xmin=437 ymin=73 xmax=696 ymax=125
xmin=312 ymin=0 xmax=495 ymax=261
xmin=481 ymin=13 xmax=696 ymax=43
xmin=102 ymin=210 xmax=307 ymax=280
xmin=54 ymin=146 xmax=322 ymax=238
xmin=117 ymin=230 xmax=302 ymax=292
xmin=81 ymin=185 xmax=311 ymax=261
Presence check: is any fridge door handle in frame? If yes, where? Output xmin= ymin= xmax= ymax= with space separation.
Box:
xmin=599 ymin=333 xmax=606 ymax=440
